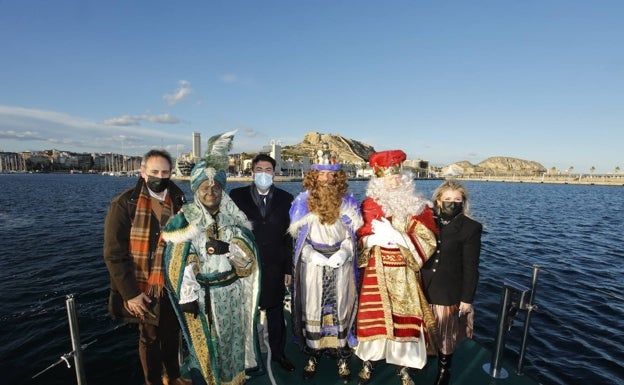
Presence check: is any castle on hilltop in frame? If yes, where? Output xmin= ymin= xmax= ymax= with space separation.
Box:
xmin=180 ymin=131 xmax=431 ymax=178
xmin=0 ymin=131 xmax=431 ymax=177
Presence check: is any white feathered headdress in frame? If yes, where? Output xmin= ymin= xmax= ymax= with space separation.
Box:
xmin=190 ymin=130 xmax=237 ymax=191
xmin=204 ymin=130 xmax=237 ymax=171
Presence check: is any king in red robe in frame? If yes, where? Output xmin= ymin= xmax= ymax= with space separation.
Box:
xmin=354 ymin=150 xmax=439 ymax=385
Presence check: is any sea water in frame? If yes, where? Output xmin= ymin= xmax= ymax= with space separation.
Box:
xmin=0 ymin=174 xmax=622 ymax=385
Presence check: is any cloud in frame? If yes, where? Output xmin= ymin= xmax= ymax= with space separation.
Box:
xmin=104 ymin=113 xmax=180 ymax=126
xmin=0 ymin=105 xmax=188 ymax=155
xmin=101 ymin=80 xmax=189 ymax=126
xmin=0 ymin=130 xmax=46 ymax=141
xmin=220 ymin=73 xmax=255 ymax=86
xmin=221 ymin=74 xmax=239 ymax=84
xmin=103 ymin=115 xmax=142 ymax=126
xmin=143 ymin=114 xmax=179 ymax=124
xmin=163 ymin=80 xmax=192 ymax=106
xmin=242 ymin=127 xmax=258 ymax=137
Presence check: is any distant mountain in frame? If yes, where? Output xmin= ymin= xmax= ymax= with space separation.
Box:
xmin=281 ymin=133 xmax=546 ymax=175
xmin=443 ymin=156 xmax=547 ymax=175
xmin=281 ymin=131 xmax=376 ymax=164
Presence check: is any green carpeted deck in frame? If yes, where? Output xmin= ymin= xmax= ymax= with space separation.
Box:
xmin=243 ymin=304 xmax=540 ymax=385
xmin=180 ymin=303 xmax=540 ymax=385
xmin=247 ymin=337 xmax=540 ymax=385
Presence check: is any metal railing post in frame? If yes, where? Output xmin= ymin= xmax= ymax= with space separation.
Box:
xmin=483 ymin=278 xmax=530 ymax=379
xmin=66 ymin=294 xmax=87 ymax=385
xmin=517 ymin=265 xmax=540 ymax=375
xmin=484 ymin=285 xmax=512 ymax=379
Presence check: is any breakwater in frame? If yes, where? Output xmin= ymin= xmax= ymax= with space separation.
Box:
xmin=173 ymin=174 xmax=624 ymax=186
xmin=454 ymin=174 xmax=624 ymax=186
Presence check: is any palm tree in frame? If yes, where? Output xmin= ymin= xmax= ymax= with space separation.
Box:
xmin=590 ymin=166 xmax=596 ymax=175
xmin=616 ymin=166 xmax=621 ymax=174
xmin=564 ymin=166 xmax=574 ymax=182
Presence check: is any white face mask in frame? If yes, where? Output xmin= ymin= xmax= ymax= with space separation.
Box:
xmin=254 ymin=172 xmax=273 ymax=190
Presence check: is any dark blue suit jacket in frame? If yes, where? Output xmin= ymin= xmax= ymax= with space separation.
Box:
xmin=230 ymin=184 xmax=294 ymax=308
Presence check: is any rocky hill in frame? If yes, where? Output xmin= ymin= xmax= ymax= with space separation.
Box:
xmin=281 ymin=131 xmax=375 ymax=164
xmin=445 ymin=156 xmax=547 ymax=175
xmin=281 ymin=133 xmax=546 ymax=175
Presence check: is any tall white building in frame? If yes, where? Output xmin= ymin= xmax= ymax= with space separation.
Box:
xmin=192 ymin=132 xmax=201 ymax=161
xmin=269 ymin=140 xmax=283 ymax=171
xmin=265 ymin=140 xmax=309 ymax=176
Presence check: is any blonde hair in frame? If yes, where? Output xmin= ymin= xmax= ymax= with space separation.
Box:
xmin=432 ymin=179 xmax=471 ymax=216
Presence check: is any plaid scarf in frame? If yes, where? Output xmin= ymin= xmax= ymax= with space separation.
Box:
xmin=129 ymin=185 xmax=172 ymax=297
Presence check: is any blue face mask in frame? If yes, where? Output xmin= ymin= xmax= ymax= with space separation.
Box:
xmin=254 ymin=172 xmax=273 ymax=190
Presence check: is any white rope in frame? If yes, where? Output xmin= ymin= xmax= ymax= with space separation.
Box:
xmin=258 ymin=310 xmax=278 ymax=385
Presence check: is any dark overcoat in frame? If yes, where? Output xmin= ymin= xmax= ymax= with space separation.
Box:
xmin=421 ymin=213 xmax=482 ymax=306
xmin=103 ymin=178 xmax=186 ymax=324
xmin=229 ymin=184 xmax=294 ymax=308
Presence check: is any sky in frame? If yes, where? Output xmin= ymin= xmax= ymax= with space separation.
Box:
xmin=1 ymin=1 xmax=623 ymax=174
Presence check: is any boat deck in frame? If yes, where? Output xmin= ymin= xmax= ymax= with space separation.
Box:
xmin=242 ymin=337 xmax=540 ymax=385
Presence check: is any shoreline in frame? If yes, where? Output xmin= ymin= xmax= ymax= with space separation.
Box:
xmin=172 ymin=176 xmax=303 ymax=182
xmin=171 ymin=176 xmax=445 ymax=183
xmin=173 ymin=175 xmax=624 ymax=186
xmin=453 ymin=175 xmax=624 ymax=186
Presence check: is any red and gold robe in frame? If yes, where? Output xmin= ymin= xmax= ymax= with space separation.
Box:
xmin=355 ymin=198 xmax=439 ymax=368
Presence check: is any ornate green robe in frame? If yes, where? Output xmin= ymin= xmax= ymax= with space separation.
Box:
xmin=163 ymin=194 xmax=262 ymax=385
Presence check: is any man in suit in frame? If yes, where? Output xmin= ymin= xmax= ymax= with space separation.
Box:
xmin=230 ymin=154 xmax=296 ymax=372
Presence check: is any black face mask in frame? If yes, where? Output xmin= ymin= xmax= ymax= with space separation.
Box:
xmin=439 ymin=201 xmax=463 ymax=220
xmin=146 ymin=176 xmax=170 ymax=193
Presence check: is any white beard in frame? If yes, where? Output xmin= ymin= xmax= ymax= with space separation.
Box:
xmin=366 ymin=173 xmax=431 ymax=220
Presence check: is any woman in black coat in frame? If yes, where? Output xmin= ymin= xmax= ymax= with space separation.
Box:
xmin=229 ymin=154 xmax=296 ymax=372
xmin=421 ymin=179 xmax=482 ymax=385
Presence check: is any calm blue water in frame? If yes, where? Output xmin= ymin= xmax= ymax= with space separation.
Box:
xmin=0 ymin=174 xmax=622 ymax=385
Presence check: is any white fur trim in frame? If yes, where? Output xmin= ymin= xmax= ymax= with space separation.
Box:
xmin=162 ymin=222 xmax=201 ymax=243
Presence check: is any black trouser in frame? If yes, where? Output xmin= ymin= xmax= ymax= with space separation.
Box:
xmin=266 ymin=304 xmax=287 ymax=359
xmin=138 ymin=294 xmax=181 ymax=385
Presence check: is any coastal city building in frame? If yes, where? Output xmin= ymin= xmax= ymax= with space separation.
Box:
xmin=192 ymin=131 xmax=201 ymax=160
xmin=1 ymin=130 xmax=430 ymax=177
xmin=7 ymin=131 xmax=619 ymax=186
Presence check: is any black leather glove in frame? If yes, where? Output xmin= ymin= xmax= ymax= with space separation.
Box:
xmin=206 ymin=237 xmax=230 ymax=255
xmin=180 ymin=300 xmax=199 ymax=318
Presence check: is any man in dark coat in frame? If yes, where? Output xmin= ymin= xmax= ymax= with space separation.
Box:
xmin=229 ymin=154 xmax=296 ymax=372
xmin=103 ymin=149 xmax=190 ymax=385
